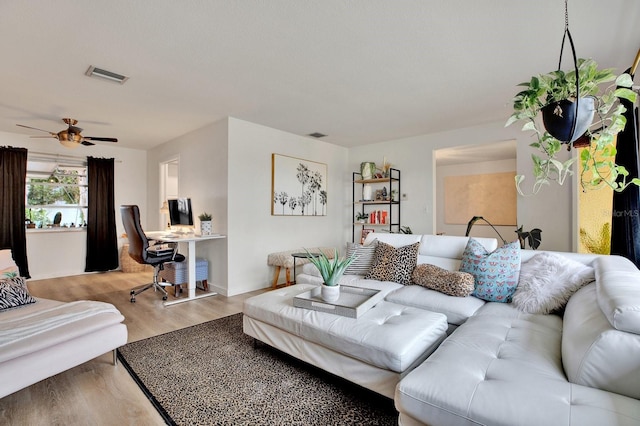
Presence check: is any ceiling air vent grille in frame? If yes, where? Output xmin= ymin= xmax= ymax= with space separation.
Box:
xmin=85 ymin=66 xmax=129 ymax=84
xmin=308 ymin=132 xmax=327 ymax=138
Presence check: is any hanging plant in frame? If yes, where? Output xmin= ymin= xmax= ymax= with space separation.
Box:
xmin=506 ymin=0 xmax=637 ymax=195
xmin=507 ymin=59 xmax=636 ymax=194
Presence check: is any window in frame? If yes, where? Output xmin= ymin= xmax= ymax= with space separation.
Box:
xmin=25 ymin=155 xmax=88 ymax=229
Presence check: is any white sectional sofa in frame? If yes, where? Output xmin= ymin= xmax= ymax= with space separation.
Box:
xmin=245 ymin=233 xmax=640 ymax=426
xmin=0 ymin=250 xmax=128 ymax=398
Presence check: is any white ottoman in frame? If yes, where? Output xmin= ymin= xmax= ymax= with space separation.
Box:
xmin=243 ymin=284 xmax=448 ymax=398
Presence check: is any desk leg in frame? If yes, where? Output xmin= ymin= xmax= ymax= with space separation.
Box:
xmin=187 ymin=241 xmax=196 ymax=299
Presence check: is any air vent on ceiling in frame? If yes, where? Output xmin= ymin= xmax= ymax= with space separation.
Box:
xmin=308 ymin=132 xmax=327 ymax=138
xmin=85 ymin=65 xmax=129 ymax=84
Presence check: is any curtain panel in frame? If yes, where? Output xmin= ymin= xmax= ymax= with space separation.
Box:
xmin=85 ymin=157 xmax=118 ymax=272
xmin=0 ymin=146 xmax=30 ymax=278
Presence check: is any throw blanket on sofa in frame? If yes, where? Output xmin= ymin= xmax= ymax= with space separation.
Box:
xmin=0 ymin=300 xmax=121 ymax=349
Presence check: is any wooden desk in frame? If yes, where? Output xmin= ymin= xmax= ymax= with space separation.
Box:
xmin=147 ymin=232 xmax=226 ymax=306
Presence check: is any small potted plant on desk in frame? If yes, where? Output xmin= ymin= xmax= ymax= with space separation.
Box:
xmin=304 ymin=248 xmax=357 ymax=303
xmin=198 ymin=212 xmax=213 ymax=236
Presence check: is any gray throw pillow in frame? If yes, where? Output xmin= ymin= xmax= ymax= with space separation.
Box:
xmin=344 ymin=240 xmax=378 ymax=275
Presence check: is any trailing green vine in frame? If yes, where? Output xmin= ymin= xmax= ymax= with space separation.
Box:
xmin=506 ymin=58 xmax=637 ymax=195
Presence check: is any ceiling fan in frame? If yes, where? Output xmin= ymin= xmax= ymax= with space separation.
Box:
xmin=16 ymin=118 xmax=118 ymax=149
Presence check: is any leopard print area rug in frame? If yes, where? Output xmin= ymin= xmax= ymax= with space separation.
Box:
xmin=117 ymin=313 xmax=397 ymax=425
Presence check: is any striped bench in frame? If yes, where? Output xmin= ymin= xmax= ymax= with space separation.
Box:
xmin=267 ymin=247 xmax=336 ymax=288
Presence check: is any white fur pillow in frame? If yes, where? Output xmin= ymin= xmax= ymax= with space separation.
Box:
xmin=512 ymin=252 xmax=595 ymax=314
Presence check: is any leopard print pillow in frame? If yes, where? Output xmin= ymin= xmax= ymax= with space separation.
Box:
xmin=412 ymin=264 xmax=475 ymax=297
xmin=364 ymin=241 xmax=420 ymax=285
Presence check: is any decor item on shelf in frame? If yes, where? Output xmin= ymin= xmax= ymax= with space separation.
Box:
xmin=360 ymin=162 xmax=376 ymax=180
xmin=363 ymin=184 xmax=373 ymax=201
xmin=53 ymin=211 xmax=62 ymax=227
xmin=304 ymin=248 xmax=357 ymax=303
xmin=355 ymin=212 xmax=369 ymax=223
xmin=515 ymin=226 xmax=542 ymax=250
xmin=198 ymin=212 xmax=213 ymax=235
xmin=506 ymin=0 xmax=637 ymax=195
xmin=381 ymin=157 xmax=392 ymax=177
xmin=391 ymin=190 xmax=398 ymax=202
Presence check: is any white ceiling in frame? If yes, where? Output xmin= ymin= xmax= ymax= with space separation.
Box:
xmin=1 ymin=1 xmax=638 ymax=151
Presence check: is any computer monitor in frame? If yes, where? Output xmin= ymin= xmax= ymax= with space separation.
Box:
xmin=167 ymin=198 xmax=194 ymax=231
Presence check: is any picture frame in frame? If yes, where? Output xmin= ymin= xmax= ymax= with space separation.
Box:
xmin=272 ymin=154 xmax=328 ymax=216
xmin=360 ymin=228 xmax=374 ymax=244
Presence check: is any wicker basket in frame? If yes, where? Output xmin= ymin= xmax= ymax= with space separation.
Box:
xmin=120 ymin=244 xmax=147 ymax=273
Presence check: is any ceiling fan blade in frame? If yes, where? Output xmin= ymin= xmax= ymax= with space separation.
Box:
xmin=16 ymin=124 xmax=56 ymax=135
xmin=84 ymin=136 xmax=118 ymax=142
xmin=81 ymin=141 xmax=95 ymax=146
xmin=29 ymin=135 xmax=57 ymax=138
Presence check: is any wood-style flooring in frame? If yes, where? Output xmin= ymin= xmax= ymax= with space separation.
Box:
xmin=0 ymin=270 xmax=266 ymax=426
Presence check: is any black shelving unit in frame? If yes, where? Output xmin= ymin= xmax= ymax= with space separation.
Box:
xmin=352 ymin=168 xmax=401 ymax=243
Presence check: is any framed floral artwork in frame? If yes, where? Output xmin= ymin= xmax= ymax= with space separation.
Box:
xmin=272 ymin=154 xmax=328 ymax=216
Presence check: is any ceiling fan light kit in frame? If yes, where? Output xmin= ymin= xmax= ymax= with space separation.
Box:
xmin=16 ymin=118 xmax=118 ymax=149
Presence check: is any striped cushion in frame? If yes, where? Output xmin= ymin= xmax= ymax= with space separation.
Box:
xmin=0 ymin=276 xmax=36 ymax=310
xmin=344 ymin=240 xmax=378 ymax=275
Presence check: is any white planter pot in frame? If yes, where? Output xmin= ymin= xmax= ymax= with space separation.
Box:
xmin=200 ymin=220 xmax=212 ymax=236
xmin=321 ymin=284 xmax=340 ymax=303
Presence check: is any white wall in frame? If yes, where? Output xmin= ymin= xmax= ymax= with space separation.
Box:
xmin=147 ymin=117 xmax=349 ymax=296
xmin=227 ymin=118 xmax=348 ymax=295
xmin=0 ymin=130 xmax=148 ymax=280
xmin=435 ymin=158 xmax=517 ymax=239
xmin=147 ymin=118 xmax=230 ymax=295
xmin=347 ymin=121 xmax=573 ymax=251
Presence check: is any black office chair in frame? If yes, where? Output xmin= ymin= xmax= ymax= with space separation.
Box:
xmin=120 ymin=205 xmax=185 ymax=302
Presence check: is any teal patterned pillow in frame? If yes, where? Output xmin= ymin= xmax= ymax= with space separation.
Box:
xmin=459 ymin=238 xmax=521 ymax=303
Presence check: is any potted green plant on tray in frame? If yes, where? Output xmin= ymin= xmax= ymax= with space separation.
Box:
xmin=198 ymin=212 xmax=213 ymax=235
xmin=304 ymin=248 xmax=358 ymax=303
xmin=507 ymin=58 xmax=637 ymax=194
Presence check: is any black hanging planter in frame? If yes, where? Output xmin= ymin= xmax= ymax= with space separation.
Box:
xmin=541 ymin=97 xmax=595 ymax=143
xmin=540 ymin=10 xmax=595 ymax=145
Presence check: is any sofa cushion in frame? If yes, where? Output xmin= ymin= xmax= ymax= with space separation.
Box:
xmin=385 ymin=285 xmax=485 ymax=326
xmin=396 ymin=301 xmax=640 ymax=426
xmin=593 ymin=256 xmax=640 ymax=334
xmin=344 ymin=240 xmax=377 ymax=275
xmin=363 ymin=232 xmax=421 ymax=247
xmin=411 ymin=263 xmax=474 ymax=297
xmin=0 ymin=277 xmax=36 ymax=311
xmin=563 ymin=282 xmax=640 ymax=399
xmin=243 ymin=284 xmax=448 ymax=373
xmin=365 ymin=241 xmax=420 ymax=285
xmin=512 ymin=252 xmax=595 ymax=314
xmin=459 ymin=238 xmax=521 ymax=303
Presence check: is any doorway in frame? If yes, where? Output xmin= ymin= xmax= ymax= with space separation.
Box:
xmin=159 ymin=157 xmax=179 ymax=228
xmin=434 ymin=140 xmax=517 ymax=239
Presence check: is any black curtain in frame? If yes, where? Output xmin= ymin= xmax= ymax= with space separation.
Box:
xmin=0 ymin=146 xmax=30 ymax=278
xmin=85 ymin=157 xmax=118 ymax=272
xmin=611 ymin=67 xmax=640 ymax=267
